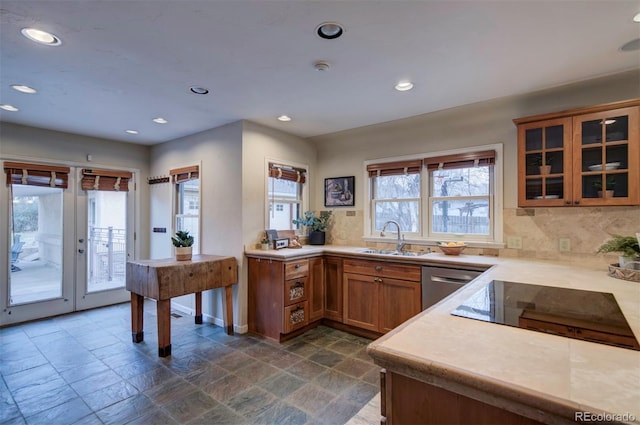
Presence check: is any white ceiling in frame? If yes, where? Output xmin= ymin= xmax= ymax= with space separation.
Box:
xmin=1 ymin=1 xmax=639 ymax=146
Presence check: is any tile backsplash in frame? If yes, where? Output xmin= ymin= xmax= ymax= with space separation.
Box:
xmin=327 ymin=207 xmax=640 ymax=268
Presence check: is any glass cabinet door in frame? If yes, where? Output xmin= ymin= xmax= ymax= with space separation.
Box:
xmin=574 ymin=107 xmax=639 ymax=205
xmin=518 ymin=117 xmax=572 ymax=206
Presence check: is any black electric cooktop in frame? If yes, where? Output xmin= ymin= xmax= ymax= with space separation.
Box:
xmin=451 ymin=280 xmax=639 ymax=351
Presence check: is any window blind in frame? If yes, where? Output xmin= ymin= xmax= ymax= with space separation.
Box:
xmin=81 ymin=168 xmax=132 ymax=191
xmin=424 ymin=150 xmax=496 ymax=171
xmin=4 ymin=161 xmax=70 ymax=189
xmin=366 ymin=159 xmax=422 ymax=177
xmin=170 ymin=165 xmax=199 ymax=183
xmin=268 ymin=162 xmax=306 ymax=183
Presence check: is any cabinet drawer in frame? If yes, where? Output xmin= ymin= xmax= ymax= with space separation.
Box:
xmin=344 ymin=259 xmax=421 ymax=281
xmin=285 ymin=260 xmax=309 ymax=280
xmin=284 ymin=277 xmax=308 ymax=306
xmin=284 ymin=301 xmax=308 ymax=333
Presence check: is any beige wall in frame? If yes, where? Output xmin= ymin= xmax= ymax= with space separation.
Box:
xmin=149 ymin=120 xmax=315 ymax=331
xmin=309 ymin=70 xmax=640 ymax=266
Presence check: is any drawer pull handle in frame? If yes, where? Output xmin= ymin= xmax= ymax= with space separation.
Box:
xmin=375 ymin=266 xmax=383 ymax=272
xmin=295 ymin=264 xmax=301 ymax=269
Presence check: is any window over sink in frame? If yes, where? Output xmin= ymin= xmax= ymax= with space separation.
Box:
xmin=365 ymin=144 xmax=503 ymax=244
xmin=267 ymin=160 xmax=308 ymax=231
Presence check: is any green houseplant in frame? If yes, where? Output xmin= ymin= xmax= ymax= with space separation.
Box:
xmin=292 ymin=210 xmax=332 ymax=245
xmin=592 ymin=176 xmax=616 ymax=197
xmin=172 ymin=230 xmax=194 ymax=260
xmin=597 ymin=234 xmax=640 ymax=267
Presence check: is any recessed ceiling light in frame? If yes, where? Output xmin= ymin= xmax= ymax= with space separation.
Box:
xmin=11 ymin=84 xmax=37 ymax=94
xmin=316 ymin=22 xmax=344 ymax=40
xmin=633 ymin=12 xmax=640 ymax=23
xmin=125 ymin=129 xmax=139 ymax=135
xmin=153 ymin=117 xmax=168 ymax=124
xmin=395 ymin=81 xmax=414 ymax=92
xmin=189 ymin=86 xmax=209 ymax=95
xmin=277 ymin=115 xmax=292 ymax=122
xmin=21 ymin=28 xmax=61 ymax=46
xmin=0 ymin=104 xmax=19 ymax=112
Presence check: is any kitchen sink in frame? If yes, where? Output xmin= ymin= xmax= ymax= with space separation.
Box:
xmin=356 ymin=248 xmax=430 ymax=257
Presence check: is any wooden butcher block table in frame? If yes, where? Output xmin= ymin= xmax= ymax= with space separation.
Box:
xmin=126 ymin=254 xmax=238 ymax=357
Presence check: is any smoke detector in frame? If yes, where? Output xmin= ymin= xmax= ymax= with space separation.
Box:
xmin=314 ymin=61 xmax=330 ymax=71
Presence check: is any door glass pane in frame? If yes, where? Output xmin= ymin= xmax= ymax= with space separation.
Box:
xmin=545 ymin=125 xmax=564 ymax=149
xmin=87 ymin=191 xmax=127 ymax=292
xmin=582 ymin=119 xmax=602 ymax=145
xmin=605 ymin=116 xmax=627 ymax=142
xmin=525 ymin=128 xmax=542 ymax=151
xmin=10 ymin=185 xmax=63 ymax=305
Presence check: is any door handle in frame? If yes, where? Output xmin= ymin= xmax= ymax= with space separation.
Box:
xmin=78 ymin=249 xmax=85 ymax=254
xmin=78 ymin=238 xmax=85 ymax=243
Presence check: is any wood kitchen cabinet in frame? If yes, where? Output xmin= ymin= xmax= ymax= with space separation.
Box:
xmin=514 ymin=100 xmax=639 ymax=207
xmin=324 ymin=256 xmax=343 ymax=322
xmin=343 ymin=258 xmax=421 ymax=334
xmin=308 ymin=257 xmax=325 ymax=322
xmin=248 ymin=257 xmax=313 ymax=341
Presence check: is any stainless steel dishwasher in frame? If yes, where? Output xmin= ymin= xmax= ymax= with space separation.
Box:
xmin=422 ymin=266 xmax=482 ymax=310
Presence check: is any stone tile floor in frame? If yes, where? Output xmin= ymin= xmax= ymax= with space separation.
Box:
xmin=0 ymin=300 xmax=381 ymax=424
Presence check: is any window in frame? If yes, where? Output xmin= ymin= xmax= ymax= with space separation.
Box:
xmin=367 ymin=146 xmax=501 ymax=244
xmin=368 ymin=160 xmax=422 ymax=233
xmin=267 ymin=162 xmax=306 ymax=231
xmin=170 ymin=165 xmax=200 ymax=254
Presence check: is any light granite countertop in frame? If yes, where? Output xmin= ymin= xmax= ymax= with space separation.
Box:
xmin=245 ymin=245 xmax=640 ymax=424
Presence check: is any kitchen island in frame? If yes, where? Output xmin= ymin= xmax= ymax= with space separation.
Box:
xmin=246 ymin=245 xmax=639 ymax=424
xmin=366 ymin=254 xmax=640 ymax=424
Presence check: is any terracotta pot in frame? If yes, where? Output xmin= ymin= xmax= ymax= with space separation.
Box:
xmin=597 ymin=190 xmax=614 ymax=198
xmin=175 ymin=246 xmax=192 ymax=261
xmin=539 ymin=165 xmax=551 ymax=175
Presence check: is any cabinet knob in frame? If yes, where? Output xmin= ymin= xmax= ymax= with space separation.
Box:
xmin=375 ymin=266 xmax=382 ymax=272
xmin=295 ymin=264 xmax=301 ymax=269
xmin=565 ymin=200 xmax=570 ymax=205
xmin=574 ymin=200 xmax=580 ymax=205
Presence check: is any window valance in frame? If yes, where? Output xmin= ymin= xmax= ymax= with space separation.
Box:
xmin=424 ymin=150 xmax=496 ymax=171
xmin=170 ymin=165 xmax=199 ymax=183
xmin=4 ymin=161 xmax=70 ymax=189
xmin=82 ymin=168 xmax=132 ymax=191
xmin=367 ymin=159 xmax=423 ymax=177
xmin=268 ymin=162 xmax=306 ymax=183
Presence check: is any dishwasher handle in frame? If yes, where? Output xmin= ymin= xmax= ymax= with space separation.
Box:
xmin=430 ymin=274 xmax=476 ymax=285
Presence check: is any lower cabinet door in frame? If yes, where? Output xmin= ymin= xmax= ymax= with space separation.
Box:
xmin=283 ymin=301 xmax=309 ymax=333
xmin=379 ymin=278 xmax=421 ymax=333
xmin=343 ymin=273 xmax=379 ymax=332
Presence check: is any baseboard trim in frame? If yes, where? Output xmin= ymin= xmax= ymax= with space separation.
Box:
xmin=170 ymin=301 xmax=247 ymax=334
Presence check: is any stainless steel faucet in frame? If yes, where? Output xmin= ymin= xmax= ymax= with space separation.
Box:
xmin=381 ymin=220 xmax=406 ymax=252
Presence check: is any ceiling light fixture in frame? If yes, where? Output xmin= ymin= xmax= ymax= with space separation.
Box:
xmin=395 ymin=81 xmax=414 ymax=92
xmin=277 ymin=115 xmax=292 ymax=122
xmin=21 ymin=28 xmax=62 ymax=46
xmin=0 ymin=104 xmax=19 ymax=112
xmin=633 ymin=12 xmax=640 ymax=23
xmin=189 ymin=86 xmax=209 ymax=95
xmin=316 ymin=22 xmax=344 ymax=40
xmin=11 ymin=84 xmax=37 ymax=94
xmin=125 ymin=129 xmax=139 ymax=135
xmin=153 ymin=117 xmax=168 ymax=124
xmin=313 ymin=61 xmax=330 ymax=71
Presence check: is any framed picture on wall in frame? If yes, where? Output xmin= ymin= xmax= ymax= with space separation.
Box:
xmin=325 ymin=176 xmax=355 ymax=207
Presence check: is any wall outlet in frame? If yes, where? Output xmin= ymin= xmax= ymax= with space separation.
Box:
xmin=507 ymin=236 xmax=522 ymax=249
xmin=559 ymin=238 xmax=571 ymax=252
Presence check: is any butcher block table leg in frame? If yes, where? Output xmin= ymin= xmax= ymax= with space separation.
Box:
xmin=195 ymin=291 xmax=203 ymax=324
xmin=157 ymin=299 xmax=172 ymax=357
xmin=224 ymin=285 xmax=234 ymax=335
xmin=130 ymin=293 xmax=144 ymax=343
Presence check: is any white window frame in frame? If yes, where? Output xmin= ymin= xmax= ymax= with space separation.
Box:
xmin=265 ymin=158 xmax=309 ymax=233
xmin=364 ymin=143 xmax=503 ymax=247
xmin=172 ymin=163 xmax=201 ymax=255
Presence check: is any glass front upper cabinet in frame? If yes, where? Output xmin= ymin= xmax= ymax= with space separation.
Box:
xmin=515 ymin=101 xmax=639 ymax=207
xmin=517 ymin=117 xmax=572 ymax=206
xmin=573 ymin=106 xmax=638 ymax=206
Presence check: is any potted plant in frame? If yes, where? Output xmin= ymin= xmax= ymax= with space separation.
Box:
xmin=172 ymin=230 xmax=194 ymax=261
xmin=529 ymin=155 xmax=553 ymax=175
xmin=260 ymin=233 xmax=270 ymax=250
xmin=597 ymin=234 xmax=640 ymax=267
xmin=592 ymin=176 xmax=615 ymax=198
xmin=292 ymin=210 xmax=332 ymax=245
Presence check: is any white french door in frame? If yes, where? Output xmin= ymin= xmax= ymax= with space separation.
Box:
xmin=1 ymin=163 xmax=134 ymax=325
